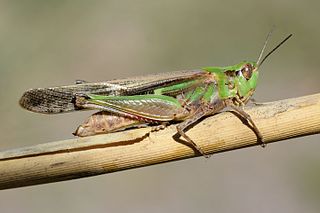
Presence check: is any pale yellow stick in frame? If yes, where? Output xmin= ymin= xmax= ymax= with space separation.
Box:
xmin=0 ymin=93 xmax=319 ymax=190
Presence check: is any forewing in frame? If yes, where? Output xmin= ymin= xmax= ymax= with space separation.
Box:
xmin=20 ymin=70 xmax=205 ymax=114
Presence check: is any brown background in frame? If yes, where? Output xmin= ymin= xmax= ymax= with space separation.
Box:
xmin=0 ymin=1 xmax=319 ymax=212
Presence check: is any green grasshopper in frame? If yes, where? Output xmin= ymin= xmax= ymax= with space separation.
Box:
xmin=19 ymin=33 xmax=292 ymax=156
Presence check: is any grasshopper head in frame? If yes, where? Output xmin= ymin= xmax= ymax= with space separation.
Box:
xmin=235 ymin=33 xmax=293 ymax=99
xmin=234 ymin=61 xmax=259 ymax=98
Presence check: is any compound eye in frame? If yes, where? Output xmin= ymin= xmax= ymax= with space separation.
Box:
xmin=241 ymin=63 xmax=253 ymax=80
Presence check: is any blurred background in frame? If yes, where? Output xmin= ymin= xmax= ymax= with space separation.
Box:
xmin=0 ymin=0 xmax=319 ymax=212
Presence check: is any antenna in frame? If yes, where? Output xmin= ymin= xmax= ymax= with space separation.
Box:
xmin=256 ymin=28 xmax=275 ymax=65
xmin=258 ymin=34 xmax=292 ymax=67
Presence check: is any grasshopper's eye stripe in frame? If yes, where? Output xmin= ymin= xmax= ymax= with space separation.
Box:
xmin=236 ymin=70 xmax=243 ymax=77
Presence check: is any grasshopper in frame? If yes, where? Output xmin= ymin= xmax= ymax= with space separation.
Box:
xmin=19 ymin=32 xmax=292 ymax=156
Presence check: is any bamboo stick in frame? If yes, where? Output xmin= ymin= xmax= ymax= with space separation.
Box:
xmin=0 ymin=93 xmax=319 ymax=190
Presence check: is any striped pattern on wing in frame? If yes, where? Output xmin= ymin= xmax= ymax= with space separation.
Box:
xmin=19 ymin=70 xmax=205 ymax=114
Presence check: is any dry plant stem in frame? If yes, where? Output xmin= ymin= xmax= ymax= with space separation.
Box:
xmin=0 ymin=93 xmax=320 ymax=190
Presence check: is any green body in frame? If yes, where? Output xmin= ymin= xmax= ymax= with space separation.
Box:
xmin=76 ymin=61 xmax=259 ymax=121
xmin=70 ymin=61 xmax=260 ymax=140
